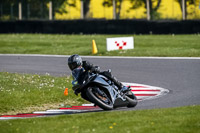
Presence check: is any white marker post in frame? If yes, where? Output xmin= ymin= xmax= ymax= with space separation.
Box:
xmin=106 ymin=37 xmax=134 ymax=51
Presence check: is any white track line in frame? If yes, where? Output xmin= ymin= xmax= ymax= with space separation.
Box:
xmin=0 ymin=54 xmax=200 ymax=60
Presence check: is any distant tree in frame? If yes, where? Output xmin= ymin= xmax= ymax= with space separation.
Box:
xmin=0 ymin=0 xmax=18 ymax=20
xmin=102 ymin=0 xmax=123 ymax=19
xmin=82 ymin=0 xmax=91 ymax=18
xmin=65 ymin=0 xmax=91 ymax=18
xmin=129 ymin=0 xmax=162 ymax=20
xmin=102 ymin=0 xmax=162 ymax=20
xmin=174 ymin=0 xmax=195 ymax=19
xmin=51 ymin=0 xmax=66 ymax=16
xmin=0 ymin=0 xmax=66 ymax=20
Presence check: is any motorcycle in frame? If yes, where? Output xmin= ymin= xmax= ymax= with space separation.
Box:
xmin=71 ymin=67 xmax=137 ymax=110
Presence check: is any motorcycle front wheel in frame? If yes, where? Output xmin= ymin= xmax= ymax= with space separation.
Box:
xmin=86 ymin=87 xmax=113 ymax=110
xmin=125 ymin=91 xmax=138 ymax=108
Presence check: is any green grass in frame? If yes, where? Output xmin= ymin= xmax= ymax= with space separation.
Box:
xmin=0 ymin=72 xmax=86 ymax=115
xmin=0 ymin=34 xmax=200 ymax=57
xmin=0 ymin=105 xmax=199 ymax=133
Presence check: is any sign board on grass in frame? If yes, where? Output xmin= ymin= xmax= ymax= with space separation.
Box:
xmin=106 ymin=37 xmax=134 ymax=51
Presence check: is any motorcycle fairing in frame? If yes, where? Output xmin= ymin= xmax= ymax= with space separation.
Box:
xmin=89 ymin=75 xmax=127 ymax=105
xmin=72 ymin=69 xmax=128 ymax=107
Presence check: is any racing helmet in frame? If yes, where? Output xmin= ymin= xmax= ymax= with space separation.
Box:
xmin=68 ymin=54 xmax=83 ymax=70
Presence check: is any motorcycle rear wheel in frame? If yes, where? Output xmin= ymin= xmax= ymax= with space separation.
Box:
xmin=86 ymin=87 xmax=113 ymax=110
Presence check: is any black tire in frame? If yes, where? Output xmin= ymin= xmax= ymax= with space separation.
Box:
xmin=86 ymin=87 xmax=113 ymax=110
xmin=126 ymin=91 xmax=138 ymax=108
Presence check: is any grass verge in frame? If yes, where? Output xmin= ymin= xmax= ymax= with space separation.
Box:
xmin=0 ymin=105 xmax=199 ymax=133
xmin=0 ymin=72 xmax=86 ymax=115
xmin=0 ymin=34 xmax=200 ymax=57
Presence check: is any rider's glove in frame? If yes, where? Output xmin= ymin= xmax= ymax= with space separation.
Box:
xmin=91 ymin=66 xmax=100 ymax=73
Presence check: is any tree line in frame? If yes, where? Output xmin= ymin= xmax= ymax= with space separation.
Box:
xmin=0 ymin=0 xmax=195 ymax=20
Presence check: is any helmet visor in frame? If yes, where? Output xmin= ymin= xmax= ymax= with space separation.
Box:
xmin=68 ymin=62 xmax=78 ymax=70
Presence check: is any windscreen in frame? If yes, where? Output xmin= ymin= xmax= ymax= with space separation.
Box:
xmin=72 ymin=67 xmax=85 ymax=86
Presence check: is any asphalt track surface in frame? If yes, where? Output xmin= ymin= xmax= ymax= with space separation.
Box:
xmin=0 ymin=54 xmax=200 ymax=110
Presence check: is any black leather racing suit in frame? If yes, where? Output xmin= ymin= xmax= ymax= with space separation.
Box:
xmin=82 ymin=61 xmax=123 ymax=90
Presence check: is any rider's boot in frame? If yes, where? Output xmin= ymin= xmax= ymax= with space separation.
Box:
xmin=111 ymin=76 xmax=131 ymax=93
xmin=120 ymin=85 xmax=131 ymax=93
xmin=101 ymin=70 xmax=131 ymax=92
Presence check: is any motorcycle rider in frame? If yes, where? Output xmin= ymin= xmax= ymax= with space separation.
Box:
xmin=68 ymin=54 xmax=130 ymax=94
